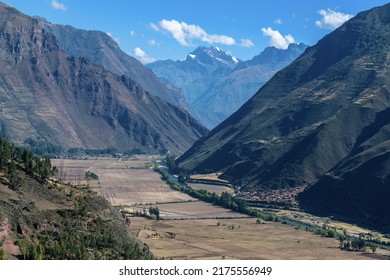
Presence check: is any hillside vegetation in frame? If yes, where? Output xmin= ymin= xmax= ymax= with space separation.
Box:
xmin=0 ymin=136 xmax=152 ymax=260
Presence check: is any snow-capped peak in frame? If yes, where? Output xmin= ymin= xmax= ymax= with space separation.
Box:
xmin=186 ymin=46 xmax=239 ymax=67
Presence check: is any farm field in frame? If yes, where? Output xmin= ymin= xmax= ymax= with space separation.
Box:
xmin=52 ymin=157 xmax=193 ymax=206
xmin=130 ymin=217 xmax=384 ymax=260
xmin=127 ymin=201 xmax=248 ymax=220
xmin=188 ymin=183 xmax=234 ymax=196
xmin=89 ymin=168 xmax=194 ymax=206
xmin=190 ymin=173 xmax=229 ymax=183
xmin=51 ymin=157 xmax=153 ymax=186
xmin=51 ymin=157 xmax=389 ymax=260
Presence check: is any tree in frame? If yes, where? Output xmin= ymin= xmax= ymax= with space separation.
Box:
xmin=148 ymin=206 xmax=160 ymax=220
xmin=165 ymin=155 xmax=177 ymax=172
xmin=0 ymin=248 xmax=6 ymax=260
xmin=5 ymin=163 xmax=25 ymax=190
xmin=326 ymin=228 xmax=336 ymax=238
xmin=351 ymin=237 xmax=366 ymax=251
xmin=85 ymin=171 xmax=91 ymax=186
xmin=0 ymin=136 xmax=12 ymax=169
xmin=369 ymin=243 xmax=378 ymax=253
xmin=21 ymin=149 xmax=33 ymax=174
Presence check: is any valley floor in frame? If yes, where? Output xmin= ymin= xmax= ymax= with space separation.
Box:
xmin=52 ymin=156 xmax=390 ymax=260
xmin=130 ymin=217 xmax=384 ymax=260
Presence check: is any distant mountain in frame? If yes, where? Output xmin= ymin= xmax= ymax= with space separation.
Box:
xmin=0 ymin=3 xmax=207 ymax=154
xmin=193 ymin=44 xmax=307 ymax=128
xmin=177 ymin=3 xmax=390 ymax=230
xmin=148 ymin=46 xmax=239 ymax=105
xmin=236 ymin=43 xmax=308 ymax=69
xmin=36 ymin=17 xmax=186 ymax=108
xmin=148 ymin=44 xmax=306 ymax=128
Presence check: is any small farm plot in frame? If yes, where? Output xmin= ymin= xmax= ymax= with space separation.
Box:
xmin=188 ymin=183 xmax=234 ymax=196
xmin=51 ymin=159 xmax=92 ymax=184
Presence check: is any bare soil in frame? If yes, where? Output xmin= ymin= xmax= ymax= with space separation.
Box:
xmin=130 ymin=217 xmax=385 ymax=260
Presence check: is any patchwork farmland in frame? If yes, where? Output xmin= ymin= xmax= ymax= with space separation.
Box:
xmin=52 ymin=157 xmax=387 ymax=260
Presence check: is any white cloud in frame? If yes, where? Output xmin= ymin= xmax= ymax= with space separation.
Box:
xmin=132 ymin=47 xmax=156 ymax=64
xmin=158 ymin=19 xmax=236 ymax=46
xmin=51 ymin=0 xmax=67 ymax=11
xmin=261 ymin=27 xmax=295 ymax=49
xmin=149 ymin=23 xmax=160 ymax=32
xmin=148 ymin=39 xmax=157 ymax=46
xmin=240 ymin=39 xmax=254 ymax=48
xmin=315 ymin=9 xmax=353 ymax=30
xmin=106 ymin=32 xmax=120 ymax=45
xmin=274 ymin=18 xmax=283 ymax=25
xmin=130 ymin=30 xmax=136 ymax=37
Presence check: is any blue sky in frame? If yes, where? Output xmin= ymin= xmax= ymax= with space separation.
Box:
xmin=3 ymin=0 xmax=390 ymax=63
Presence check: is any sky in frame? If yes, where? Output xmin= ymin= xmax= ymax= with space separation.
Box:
xmin=3 ymin=0 xmax=390 ymax=63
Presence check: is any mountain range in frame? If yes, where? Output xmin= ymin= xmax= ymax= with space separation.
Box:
xmin=148 ymin=44 xmax=307 ymax=128
xmin=0 ymin=3 xmax=207 ymax=154
xmin=177 ymin=3 xmax=390 ymax=230
xmin=35 ymin=17 xmax=186 ymax=109
xmin=148 ymin=46 xmax=239 ymax=104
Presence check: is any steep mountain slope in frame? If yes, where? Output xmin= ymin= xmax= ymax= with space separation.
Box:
xmin=148 ymin=46 xmax=239 ymax=104
xmin=177 ymin=3 xmax=390 ymax=228
xmin=36 ymin=17 xmax=186 ymax=108
xmin=192 ymin=44 xmax=307 ymax=128
xmin=299 ymin=120 xmax=390 ymax=230
xmin=0 ymin=137 xmax=153 ymax=260
xmin=0 ymin=3 xmax=207 ymax=154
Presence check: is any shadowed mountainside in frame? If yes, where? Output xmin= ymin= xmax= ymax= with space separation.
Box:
xmin=177 ymin=3 xmax=390 ymax=230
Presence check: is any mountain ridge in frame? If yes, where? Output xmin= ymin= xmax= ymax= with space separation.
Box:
xmin=177 ymin=3 xmax=390 ymax=229
xmin=35 ymin=17 xmax=187 ymax=109
xmin=0 ymin=3 xmax=207 ymax=154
